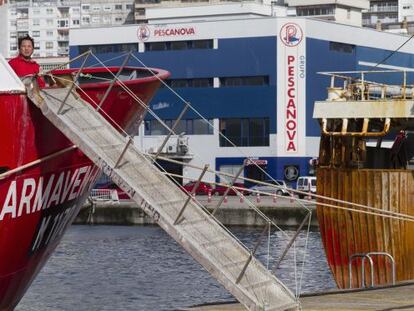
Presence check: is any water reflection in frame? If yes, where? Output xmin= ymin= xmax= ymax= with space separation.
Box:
xmin=17 ymin=225 xmax=336 ymax=311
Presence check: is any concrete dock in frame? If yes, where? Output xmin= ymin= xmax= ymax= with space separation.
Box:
xmin=183 ymin=281 xmax=414 ymax=310
xmin=75 ymin=196 xmax=317 ymax=227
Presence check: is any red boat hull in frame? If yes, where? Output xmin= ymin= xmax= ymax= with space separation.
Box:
xmin=0 ymin=67 xmax=168 ymax=310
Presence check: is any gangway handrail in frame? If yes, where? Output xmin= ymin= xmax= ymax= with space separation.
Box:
xmin=366 ymin=252 xmax=396 ymax=286
xmin=349 ymin=252 xmax=396 ymax=288
xmin=349 ymin=253 xmax=373 ymax=289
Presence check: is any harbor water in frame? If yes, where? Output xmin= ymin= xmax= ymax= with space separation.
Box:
xmin=17 ymin=225 xmax=336 ymax=311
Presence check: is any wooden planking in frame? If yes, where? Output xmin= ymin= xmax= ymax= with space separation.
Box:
xmin=343 ymin=170 xmax=356 ymax=288
xmin=317 ymin=168 xmax=414 ymax=289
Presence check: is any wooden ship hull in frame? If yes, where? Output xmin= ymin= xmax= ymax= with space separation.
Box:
xmin=317 ymin=168 xmax=414 ymax=289
xmin=313 ymin=70 xmax=414 ymax=289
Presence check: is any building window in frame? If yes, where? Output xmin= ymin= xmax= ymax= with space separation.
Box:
xmin=126 ymin=4 xmax=133 ymax=10
xmin=72 ymin=19 xmax=80 ymax=25
xmin=297 ymin=5 xmax=334 ymax=16
xmin=115 ymin=4 xmax=122 ymax=10
xmin=34 ymin=42 xmax=40 ymax=49
xmin=145 ymin=39 xmax=213 ymax=51
xmin=136 ymin=8 xmax=145 ymax=16
xmin=92 ymin=5 xmax=101 ymax=12
xmin=92 ymin=16 xmax=101 ymax=24
xmin=145 ymin=119 xmax=213 ymax=135
xmin=47 ymin=19 xmax=54 ymax=26
xmin=10 ymin=20 xmax=16 ymax=26
xmin=78 ymin=43 xmax=138 ymax=54
xmin=82 ymin=16 xmax=90 ymax=24
xmin=219 ymin=118 xmax=269 ymax=147
xmin=10 ymin=43 xmax=17 ymax=51
xmin=136 ymin=0 xmax=161 ymax=3
xmin=46 ymin=8 xmax=54 ymax=14
xmin=103 ymin=16 xmax=111 ymax=24
xmin=329 ymin=41 xmax=355 ymax=54
xmin=46 ymin=42 xmax=54 ymax=49
xmin=145 ymin=41 xmax=167 ymax=51
xmin=103 ymin=5 xmax=111 ymax=11
xmin=220 ymin=76 xmax=269 ymax=87
xmin=82 ymin=5 xmax=90 ymax=11
xmin=17 ymin=31 xmax=28 ymax=37
xmin=32 ymin=8 xmax=40 ymax=14
xmin=115 ymin=17 xmax=123 ymax=23
xmin=32 ymin=19 xmax=40 ymax=26
xmin=58 ymin=20 xmax=68 ymax=28
xmin=10 ymin=32 xmax=16 ymax=39
xmin=165 ymin=78 xmax=213 ymax=88
xmin=72 ymin=7 xmax=80 ymax=13
xmin=32 ymin=31 xmax=40 ymax=37
xmin=47 ymin=30 xmax=53 ymax=36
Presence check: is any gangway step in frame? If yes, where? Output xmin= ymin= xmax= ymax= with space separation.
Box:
xmin=28 ymin=86 xmax=298 ymax=311
xmin=223 ymin=259 xmax=248 ymax=269
xmin=200 ymin=238 xmax=229 ymax=248
xmin=246 ymin=279 xmax=274 ymax=290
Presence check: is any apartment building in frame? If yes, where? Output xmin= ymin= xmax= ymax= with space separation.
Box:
xmin=285 ymin=0 xmax=369 ymax=26
xmin=362 ymin=0 xmax=398 ymax=28
xmin=0 ymin=0 xmax=134 ymax=60
xmin=134 ymin=0 xmax=369 ymax=26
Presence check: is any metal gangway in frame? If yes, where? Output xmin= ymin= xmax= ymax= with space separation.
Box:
xmin=25 ymin=83 xmax=298 ymax=311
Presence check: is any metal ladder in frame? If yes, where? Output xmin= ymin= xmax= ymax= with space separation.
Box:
xmin=27 ymin=86 xmax=298 ymax=311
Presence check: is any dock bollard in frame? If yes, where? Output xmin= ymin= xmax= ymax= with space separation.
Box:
xmin=273 ymin=195 xmax=277 ymax=203
xmin=207 ymin=190 xmax=212 ymax=203
xmin=256 ymin=193 xmax=260 ymax=203
xmin=240 ymin=193 xmax=244 ymax=203
xmin=224 ymin=195 xmax=228 ymax=203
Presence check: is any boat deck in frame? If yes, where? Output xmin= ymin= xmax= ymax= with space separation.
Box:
xmin=184 ymin=281 xmax=414 ymax=310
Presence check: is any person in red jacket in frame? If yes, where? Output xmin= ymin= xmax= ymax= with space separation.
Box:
xmin=8 ymin=35 xmax=46 ymax=88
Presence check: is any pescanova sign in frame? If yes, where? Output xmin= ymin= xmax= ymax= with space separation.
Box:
xmin=138 ymin=25 xmax=196 ymax=41
xmin=277 ymin=22 xmax=306 ymax=156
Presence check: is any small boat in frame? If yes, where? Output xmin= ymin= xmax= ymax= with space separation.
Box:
xmin=313 ymin=70 xmax=414 ymax=289
xmin=0 ymin=54 xmax=169 ymax=309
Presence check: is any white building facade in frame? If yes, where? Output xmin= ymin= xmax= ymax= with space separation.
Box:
xmin=0 ymin=0 xmax=134 ymax=59
xmin=70 ymin=17 xmax=414 ymax=185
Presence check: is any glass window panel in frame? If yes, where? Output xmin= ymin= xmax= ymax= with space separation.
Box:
xmin=145 ymin=42 xmax=167 ymax=51
xmin=171 ymin=79 xmax=189 ymax=88
xmin=193 ymin=119 xmax=208 ymax=134
xmin=208 ymin=119 xmax=214 ymax=134
xmin=170 ymin=41 xmax=188 ymax=50
xmin=150 ymin=120 xmax=166 ymax=135
xmin=186 ymin=119 xmax=193 ymax=135
xmin=144 ymin=120 xmax=151 ymax=135
xmin=192 ymin=78 xmax=212 ymax=87
xmin=173 ymin=120 xmax=186 ymax=135
xmin=191 ymin=39 xmax=213 ymax=49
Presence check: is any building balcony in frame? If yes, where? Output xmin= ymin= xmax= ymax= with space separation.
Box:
xmin=16 ymin=20 xmax=29 ymax=29
xmin=57 ymin=35 xmax=69 ymax=41
xmin=57 ymin=47 xmax=69 ymax=55
xmin=57 ymin=0 xmax=81 ymax=7
xmin=9 ymin=1 xmax=30 ymax=8
xmin=57 ymin=19 xmax=69 ymax=28
xmin=368 ymin=5 xmax=398 ymax=13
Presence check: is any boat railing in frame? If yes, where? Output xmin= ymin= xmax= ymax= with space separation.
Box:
xmin=318 ymin=69 xmax=414 ymax=102
xmin=89 ymin=189 xmax=120 ymax=204
xmin=349 ymin=252 xmax=395 ymax=288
